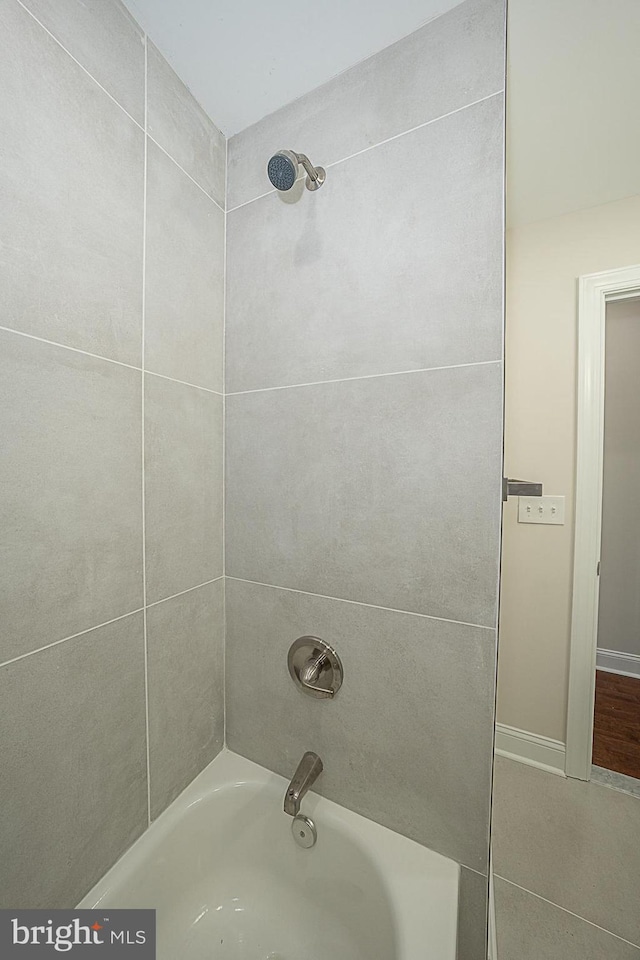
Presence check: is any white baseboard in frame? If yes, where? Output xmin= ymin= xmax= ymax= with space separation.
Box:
xmin=495 ymin=723 xmax=566 ymax=776
xmin=596 ymin=647 xmax=640 ymax=679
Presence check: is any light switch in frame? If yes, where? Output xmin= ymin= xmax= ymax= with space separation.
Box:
xmin=518 ymin=495 xmax=565 ymax=525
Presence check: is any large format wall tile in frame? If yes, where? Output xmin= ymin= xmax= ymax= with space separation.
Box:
xmin=492 ymin=756 xmax=640 ymax=947
xmin=19 ymin=0 xmax=145 ymax=123
xmin=144 ymin=375 xmax=223 ymax=603
xmin=147 ymin=580 xmax=224 ymax=819
xmin=0 ymin=0 xmax=144 ymax=365
xmin=495 ymin=878 xmax=640 ymax=960
xmin=226 ymin=578 xmax=495 ymax=871
xmin=227 ymin=95 xmax=503 ymax=392
xmin=145 ymin=141 xmax=224 ymax=392
xmin=0 ymin=331 xmax=143 ymax=664
xmin=0 ymin=613 xmax=147 ymax=909
xmin=0 ymin=0 xmax=228 ymax=917
xmin=226 ymin=364 xmax=502 ymax=626
xmin=147 ymin=42 xmax=226 ymax=208
xmin=227 ymin=0 xmax=505 ymax=209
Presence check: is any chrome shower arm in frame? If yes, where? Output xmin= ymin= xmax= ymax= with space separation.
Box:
xmin=295 ymin=153 xmax=322 ymax=185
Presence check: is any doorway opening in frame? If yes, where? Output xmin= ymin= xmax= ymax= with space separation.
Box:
xmin=566 ymin=264 xmax=640 ymax=784
xmin=592 ymin=295 xmax=640 ymax=782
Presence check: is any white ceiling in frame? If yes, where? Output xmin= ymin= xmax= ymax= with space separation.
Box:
xmin=507 ymin=0 xmax=640 ymax=228
xmin=122 ymin=0 xmax=463 ymax=136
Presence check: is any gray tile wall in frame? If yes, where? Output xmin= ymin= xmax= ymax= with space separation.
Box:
xmin=494 ymin=877 xmax=640 ymax=960
xmin=147 ymin=41 xmax=226 ymax=208
xmin=2 ymin=0 xmax=505 ymax=950
xmin=0 ymin=0 xmax=225 ymax=908
xmin=493 ymin=756 xmax=640 ymax=959
xmin=226 ymin=579 xmax=496 ymax=870
xmin=147 ymin=580 xmax=225 ymax=819
xmin=226 ymin=95 xmax=504 ymax=393
xmin=226 ymin=0 xmax=506 ymax=210
xmin=225 ymin=1 xmax=506 ymax=957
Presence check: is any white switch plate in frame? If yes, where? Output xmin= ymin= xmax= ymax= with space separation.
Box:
xmin=518 ymin=495 xmax=565 ymax=525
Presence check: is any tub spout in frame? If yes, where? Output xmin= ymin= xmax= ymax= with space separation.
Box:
xmin=284 ymin=751 xmax=323 ymax=816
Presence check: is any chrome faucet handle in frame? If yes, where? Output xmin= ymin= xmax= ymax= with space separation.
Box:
xmin=288 ymin=637 xmax=343 ymax=699
xmin=299 ymin=653 xmax=335 ymax=698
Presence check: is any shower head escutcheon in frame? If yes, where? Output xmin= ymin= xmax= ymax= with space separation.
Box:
xmin=267 ymin=150 xmax=326 ymax=192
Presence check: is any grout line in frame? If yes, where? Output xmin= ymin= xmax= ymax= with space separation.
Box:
xmin=0 ymin=608 xmax=145 ymax=670
xmin=493 ymin=876 xmax=640 ymax=951
xmin=0 ymin=324 xmax=222 ymax=395
xmin=144 ymin=368 xmax=223 ymax=396
xmin=0 ymin=325 xmax=142 ymax=371
xmin=15 ymin=0 xmax=145 ymax=133
xmin=0 ymin=321 xmax=497 ymax=417
xmin=228 ymin=181 xmax=299 ymax=215
xmin=226 ymin=577 xmax=496 ymax=631
xmin=222 ymin=577 xmax=227 ymax=749
xmin=141 ymin=35 xmax=152 ymax=829
xmin=0 ymin=581 xmax=225 ymax=673
xmin=226 ymin=359 xmax=502 ymax=397
xmin=222 ymin=135 xmax=228 ymax=749
xmin=146 ymin=133 xmax=225 ymax=213
xmin=488 ymin=39 xmax=509 ymax=960
xmin=145 ymin=576 xmax=224 ymax=610
xmin=15 ymin=0 xmax=222 ymax=215
xmin=487 ymin=54 xmax=508 ymax=958
xmin=227 ymin=90 xmax=504 ymax=214
xmin=328 ymin=90 xmax=503 ymax=171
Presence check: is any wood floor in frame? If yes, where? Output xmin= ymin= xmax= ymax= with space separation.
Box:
xmin=592 ymin=670 xmax=640 ymax=779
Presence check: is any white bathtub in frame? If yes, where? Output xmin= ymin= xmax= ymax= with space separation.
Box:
xmin=79 ymin=750 xmax=459 ymax=959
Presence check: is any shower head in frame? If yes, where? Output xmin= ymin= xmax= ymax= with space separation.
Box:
xmin=267 ymin=150 xmax=326 ymax=192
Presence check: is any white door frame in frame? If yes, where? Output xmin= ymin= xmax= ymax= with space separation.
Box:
xmin=565 ymin=263 xmax=640 ymax=779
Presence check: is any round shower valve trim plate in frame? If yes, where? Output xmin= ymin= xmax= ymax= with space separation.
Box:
xmin=287 ymin=636 xmax=343 ymax=699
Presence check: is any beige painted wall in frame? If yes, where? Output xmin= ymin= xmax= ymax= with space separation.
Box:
xmin=507 ymin=0 xmax=640 ymax=229
xmin=497 ymin=193 xmax=640 ymax=741
xmin=598 ymin=298 xmax=640 ymax=658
